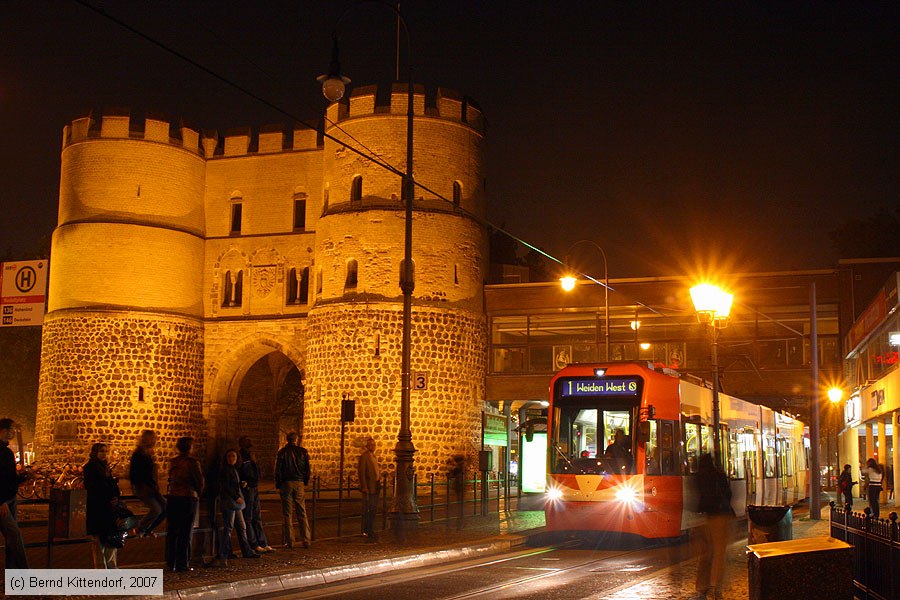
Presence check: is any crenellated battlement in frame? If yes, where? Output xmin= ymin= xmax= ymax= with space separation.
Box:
xmin=62 ymin=110 xmax=324 ymax=158
xmin=326 ymin=85 xmax=484 ymax=134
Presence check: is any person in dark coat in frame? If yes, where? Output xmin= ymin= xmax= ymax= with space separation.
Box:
xmin=274 ymin=432 xmax=311 ymax=548
xmin=129 ymin=430 xmax=166 ymax=537
xmin=838 ymin=464 xmax=856 ymax=508
xmin=0 ymin=418 xmax=28 ymax=568
xmin=83 ymin=442 xmax=121 ymax=569
xmin=689 ymin=453 xmax=734 ymax=600
xmin=165 ymin=437 xmax=204 ymax=572
xmin=238 ymin=436 xmax=272 ymax=553
xmin=217 ymin=449 xmax=260 ymax=562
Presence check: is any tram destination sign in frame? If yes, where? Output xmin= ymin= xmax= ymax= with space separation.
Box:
xmin=558 ymin=378 xmax=640 ymax=398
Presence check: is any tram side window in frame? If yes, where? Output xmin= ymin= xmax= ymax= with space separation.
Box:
xmin=660 ymin=420 xmax=677 ymax=475
xmin=764 ymin=435 xmax=776 ymax=478
xmin=781 ymin=439 xmax=793 ymax=477
xmin=685 ymin=422 xmax=714 ymax=474
xmin=728 ymin=431 xmax=745 ymax=479
xmin=645 ymin=421 xmax=659 ymax=475
xmin=685 ymin=423 xmax=700 ymax=473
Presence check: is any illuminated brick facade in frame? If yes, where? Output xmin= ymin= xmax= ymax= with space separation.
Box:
xmin=36 ymin=87 xmax=488 ymax=482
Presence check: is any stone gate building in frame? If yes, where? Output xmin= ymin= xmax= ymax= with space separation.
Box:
xmin=35 ymin=84 xmax=488 ymax=482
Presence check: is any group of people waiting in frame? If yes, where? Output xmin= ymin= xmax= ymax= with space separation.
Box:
xmin=839 ymin=458 xmax=890 ymax=518
xmin=1 ymin=423 xmax=381 ymax=570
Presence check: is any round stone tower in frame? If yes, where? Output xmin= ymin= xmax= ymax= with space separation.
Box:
xmin=35 ymin=112 xmax=206 ymax=461
xmin=304 ymin=85 xmax=488 ymax=480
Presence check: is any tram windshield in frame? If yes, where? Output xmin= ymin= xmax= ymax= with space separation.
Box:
xmin=551 ymin=405 xmax=634 ymax=474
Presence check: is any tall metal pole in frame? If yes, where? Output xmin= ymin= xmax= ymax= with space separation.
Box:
xmin=391 ymin=26 xmax=419 ymax=535
xmin=711 ymin=323 xmax=722 ymax=467
xmin=810 ymin=282 xmax=821 ymax=519
xmin=603 ymin=252 xmax=610 ymax=361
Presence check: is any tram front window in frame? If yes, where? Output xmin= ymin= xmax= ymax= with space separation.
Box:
xmin=552 ymin=406 xmax=633 ymax=474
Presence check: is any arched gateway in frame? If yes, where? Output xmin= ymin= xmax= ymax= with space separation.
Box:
xmin=36 ymin=85 xmax=488 ymax=482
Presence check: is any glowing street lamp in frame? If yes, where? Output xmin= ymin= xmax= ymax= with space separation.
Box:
xmin=560 ymin=276 xmax=577 ymax=292
xmin=828 ymin=387 xmax=843 ymax=404
xmin=690 ymin=283 xmax=734 ymax=467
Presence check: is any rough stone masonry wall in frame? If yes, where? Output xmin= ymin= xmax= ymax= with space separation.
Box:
xmin=304 ymin=303 xmax=486 ymax=486
xmin=35 ymin=310 xmax=205 ymax=467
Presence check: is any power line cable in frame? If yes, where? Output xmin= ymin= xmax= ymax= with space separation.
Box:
xmin=73 ymin=0 xmax=668 ymax=316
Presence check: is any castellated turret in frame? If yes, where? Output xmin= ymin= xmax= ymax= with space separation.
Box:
xmin=305 ymin=85 xmax=488 ymax=479
xmin=36 ymin=85 xmax=488 ymax=482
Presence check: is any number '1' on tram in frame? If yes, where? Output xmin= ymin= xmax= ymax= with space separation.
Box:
xmin=545 ymin=362 xmax=808 ymax=540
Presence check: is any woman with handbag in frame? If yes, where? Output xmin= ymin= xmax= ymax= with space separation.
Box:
xmin=217 ymin=449 xmax=260 ymax=563
xmin=83 ymin=442 xmax=122 ymax=569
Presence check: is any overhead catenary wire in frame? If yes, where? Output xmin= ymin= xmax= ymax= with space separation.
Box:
xmin=74 ymin=0 xmax=669 ymax=316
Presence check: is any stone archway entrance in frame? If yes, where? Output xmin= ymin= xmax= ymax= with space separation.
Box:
xmin=207 ymin=341 xmax=304 ymax=477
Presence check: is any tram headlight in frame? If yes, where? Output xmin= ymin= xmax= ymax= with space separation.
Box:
xmin=546 ymin=487 xmax=564 ymax=501
xmin=614 ymin=486 xmax=636 ymax=502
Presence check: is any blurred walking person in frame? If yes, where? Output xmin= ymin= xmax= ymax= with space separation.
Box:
xmin=357 ymin=436 xmax=381 ymax=542
xmin=0 ymin=418 xmax=28 ymax=568
xmin=130 ymin=430 xmax=166 ymax=537
xmin=166 ymin=437 xmax=204 ymax=572
xmin=689 ymin=453 xmax=734 ymax=600
xmin=274 ymin=432 xmax=311 ymax=548
xmin=83 ymin=442 xmax=121 ymax=568
xmin=238 ymin=436 xmax=273 ymax=553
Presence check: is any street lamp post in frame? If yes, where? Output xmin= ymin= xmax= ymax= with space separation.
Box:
xmin=320 ymin=2 xmax=418 ymax=536
xmin=560 ymin=240 xmax=610 ymax=361
xmin=690 ymin=283 xmax=734 ymax=468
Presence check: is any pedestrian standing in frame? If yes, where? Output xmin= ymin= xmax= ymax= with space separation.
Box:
xmin=837 ymin=464 xmax=856 ymax=508
xmin=129 ymin=430 xmax=166 ymax=537
xmin=861 ymin=457 xmax=885 ymax=519
xmin=0 ymin=418 xmax=28 ymax=568
xmin=238 ymin=436 xmax=273 ymax=553
xmin=217 ymin=448 xmax=260 ymax=563
xmin=689 ymin=453 xmax=734 ymax=600
xmin=357 ymin=436 xmax=381 ymax=543
xmin=166 ymin=437 xmax=204 ymax=572
xmin=449 ymin=454 xmax=466 ymax=529
xmin=274 ymin=432 xmax=311 ymax=548
xmin=83 ymin=442 xmax=121 ymax=569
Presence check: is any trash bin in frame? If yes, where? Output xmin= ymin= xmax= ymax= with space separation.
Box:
xmin=747 ymin=536 xmax=852 ymax=600
xmin=49 ymin=488 xmax=87 ymax=538
xmin=747 ymin=504 xmax=792 ymax=544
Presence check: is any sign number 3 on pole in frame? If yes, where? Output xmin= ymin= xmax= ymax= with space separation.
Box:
xmin=412 ymin=371 xmax=427 ymax=391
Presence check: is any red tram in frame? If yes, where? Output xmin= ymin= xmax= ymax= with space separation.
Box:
xmin=544 ymin=362 xmax=808 ymax=539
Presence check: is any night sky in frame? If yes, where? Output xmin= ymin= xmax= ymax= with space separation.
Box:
xmin=3 ymin=1 xmax=897 ymax=278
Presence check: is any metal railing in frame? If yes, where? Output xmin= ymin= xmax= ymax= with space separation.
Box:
xmin=829 ymin=501 xmax=900 ymax=600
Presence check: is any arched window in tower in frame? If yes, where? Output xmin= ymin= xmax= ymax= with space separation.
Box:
xmin=229 ymin=192 xmax=243 ymax=235
xmin=223 ymin=271 xmax=233 ymax=307
xmin=300 ymin=267 xmax=310 ymax=304
xmin=454 ymin=264 xmax=459 ymax=285
xmin=316 ymin=267 xmax=323 ymax=297
xmin=345 ymin=259 xmax=358 ymax=290
xmin=453 ymin=181 xmax=462 ymax=208
xmin=399 ymin=259 xmax=416 ymax=289
xmin=350 ymin=175 xmax=362 ymax=202
xmin=234 ymin=270 xmax=243 ymax=306
xmin=293 ymin=193 xmax=307 ymax=231
xmin=287 ymin=268 xmax=298 ymax=304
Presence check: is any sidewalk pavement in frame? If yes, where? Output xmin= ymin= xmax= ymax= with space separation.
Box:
xmin=146 ymin=509 xmax=546 ymax=600
xmin=596 ymin=493 xmax=896 ymax=600
xmin=101 ymin=493 xmax=895 ymax=599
